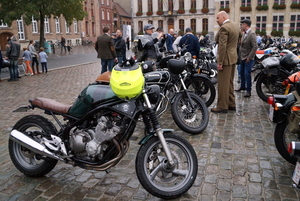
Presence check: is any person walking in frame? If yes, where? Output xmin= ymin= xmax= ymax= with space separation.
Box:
xmin=60 ymin=36 xmax=66 ymax=53
xmin=141 ymin=24 xmax=164 ymax=71
xmin=95 ymin=26 xmax=117 ymax=74
xmin=211 ymin=11 xmax=241 ymax=113
xmin=5 ymin=36 xmax=21 ymax=81
xmin=165 ymin=29 xmax=174 ymax=52
xmin=126 ymin=36 xmax=130 ymax=50
xmin=22 ymin=47 xmax=33 ymax=75
xmin=28 ymin=40 xmax=40 ymax=74
xmin=39 ymin=47 xmax=48 ymax=73
xmin=179 ymin=28 xmax=200 ymax=58
xmin=235 ymin=19 xmax=258 ymax=97
xmin=114 ymin=30 xmax=126 ymax=65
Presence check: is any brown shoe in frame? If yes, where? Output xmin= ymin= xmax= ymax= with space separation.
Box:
xmin=244 ymin=92 xmax=251 ymax=97
xmin=235 ymin=87 xmax=246 ymax=92
xmin=211 ymin=108 xmax=228 ymax=113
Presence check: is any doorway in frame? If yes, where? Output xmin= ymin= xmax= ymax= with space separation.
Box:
xmin=167 ymin=18 xmax=174 ymax=31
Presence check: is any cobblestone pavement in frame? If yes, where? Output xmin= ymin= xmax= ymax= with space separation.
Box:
xmin=1 ymin=62 xmax=300 ymax=201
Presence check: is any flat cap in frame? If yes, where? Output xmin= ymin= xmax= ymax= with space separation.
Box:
xmin=144 ymin=24 xmax=155 ymax=31
xmin=185 ymin=27 xmax=192 ymax=32
xmin=240 ymin=19 xmax=251 ymax=27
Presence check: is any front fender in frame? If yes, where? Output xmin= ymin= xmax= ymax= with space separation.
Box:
xmin=138 ymin=129 xmax=174 ymax=145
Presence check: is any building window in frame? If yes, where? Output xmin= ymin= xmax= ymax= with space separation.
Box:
xmin=168 ymin=0 xmax=173 ymax=12
xmin=240 ymin=16 xmax=251 ymax=21
xmin=158 ymin=20 xmax=163 ymax=28
xmin=0 ymin=20 xmax=8 ymax=27
xmin=138 ymin=0 xmax=142 ymax=12
xmin=114 ymin=20 xmax=118 ymax=28
xmin=202 ymin=18 xmax=208 ymax=32
xmin=91 ymin=4 xmax=94 ymax=17
xmin=86 ymin=21 xmax=89 ymax=35
xmin=241 ymin=0 xmax=251 ymax=6
xmin=203 ymin=0 xmax=208 ymax=8
xmin=273 ymin=15 xmax=284 ymax=31
xmin=92 ymin=22 xmax=95 ymax=35
xmin=102 ymin=10 xmax=105 ymax=20
xmin=17 ymin=17 xmax=25 ymax=40
xmin=256 ymin=16 xmax=267 ymax=31
xmin=138 ymin=21 xmax=143 ymax=33
xmin=73 ymin=19 xmax=78 ymax=33
xmin=55 ymin=17 xmax=60 ymax=33
xmin=148 ymin=20 xmax=153 ymax=24
xmin=290 ymin=15 xmax=300 ymax=31
xmin=65 ymin=21 xmax=70 ymax=33
xmin=107 ymin=10 xmax=110 ymax=20
xmin=179 ymin=19 xmax=184 ymax=32
xmin=292 ymin=0 xmax=300 ymax=3
xmin=32 ymin=17 xmax=38 ymax=33
xmin=191 ymin=19 xmax=196 ymax=32
xmin=44 ymin=17 xmax=50 ymax=33
xmin=257 ymin=0 xmax=268 ymax=5
xmin=179 ymin=0 xmax=184 ymax=9
xmin=148 ymin=0 xmax=153 ymax=12
xmin=220 ymin=1 xmax=229 ymax=8
xmin=158 ymin=0 xmax=163 ymax=10
xmin=107 ymin=0 xmax=109 ymax=6
xmin=274 ymin=0 xmax=285 ymax=4
xmin=191 ymin=0 xmax=196 ymax=8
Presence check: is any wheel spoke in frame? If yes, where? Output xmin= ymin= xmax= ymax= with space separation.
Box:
xmin=29 ymin=157 xmax=37 ymax=165
xmin=149 ymin=162 xmax=164 ymax=181
xmin=172 ymin=168 xmax=188 ymax=177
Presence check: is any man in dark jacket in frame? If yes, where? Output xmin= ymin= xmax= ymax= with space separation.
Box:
xmin=5 ymin=36 xmax=20 ymax=81
xmin=95 ymin=26 xmax=117 ymax=74
xmin=114 ymin=30 xmax=126 ymax=64
xmin=179 ymin=28 xmax=200 ymax=58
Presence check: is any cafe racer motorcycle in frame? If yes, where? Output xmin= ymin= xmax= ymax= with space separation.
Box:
xmin=8 ymin=62 xmax=198 ymax=199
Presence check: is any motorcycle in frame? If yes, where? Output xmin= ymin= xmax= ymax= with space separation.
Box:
xmin=8 ymin=61 xmax=198 ymax=199
xmin=268 ymin=81 xmax=300 ymax=165
xmin=287 ymin=141 xmax=300 ymax=189
xmin=254 ymin=52 xmax=300 ymax=102
xmin=142 ymin=54 xmax=209 ymax=135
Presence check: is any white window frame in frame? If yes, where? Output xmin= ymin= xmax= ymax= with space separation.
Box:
xmin=107 ymin=0 xmax=109 ymax=6
xmin=256 ymin=15 xmax=267 ymax=31
xmin=290 ymin=14 xmax=300 ymax=31
xmin=17 ymin=17 xmax=25 ymax=40
xmin=257 ymin=0 xmax=268 ymax=6
xmin=102 ymin=10 xmax=105 ymax=20
xmin=44 ymin=17 xmax=50 ymax=33
xmin=242 ymin=0 xmax=251 ymax=7
xmin=55 ymin=17 xmax=60 ymax=33
xmin=65 ymin=21 xmax=70 ymax=33
xmin=73 ymin=19 xmax=78 ymax=33
xmin=0 ymin=20 xmax=8 ymax=27
xmin=273 ymin=15 xmax=284 ymax=31
xmin=220 ymin=1 xmax=229 ymax=8
xmin=274 ymin=0 xmax=285 ymax=4
xmin=32 ymin=16 xmax=38 ymax=33
xmin=292 ymin=0 xmax=300 ymax=3
xmin=107 ymin=10 xmax=110 ymax=21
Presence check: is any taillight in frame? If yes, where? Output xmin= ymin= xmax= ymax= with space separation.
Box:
xmin=288 ymin=141 xmax=300 ymax=156
xmin=268 ymin=96 xmax=274 ymax=105
xmin=288 ymin=142 xmax=294 ymax=155
xmin=292 ymin=106 xmax=300 ymax=111
xmin=282 ymin=79 xmax=290 ymax=86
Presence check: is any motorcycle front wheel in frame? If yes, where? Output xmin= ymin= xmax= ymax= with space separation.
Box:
xmin=274 ymin=119 xmax=298 ymax=165
xmin=171 ymin=92 xmax=209 ymax=134
xmin=185 ymin=77 xmax=216 ymax=107
xmin=256 ymin=71 xmax=289 ymax=102
xmin=9 ymin=115 xmax=58 ymax=177
xmin=135 ymin=133 xmax=198 ymax=200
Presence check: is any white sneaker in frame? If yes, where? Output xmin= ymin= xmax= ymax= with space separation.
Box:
xmin=30 ymin=73 xmax=34 ymax=76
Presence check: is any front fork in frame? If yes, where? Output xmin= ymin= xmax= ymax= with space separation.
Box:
xmin=142 ymin=90 xmax=175 ymax=166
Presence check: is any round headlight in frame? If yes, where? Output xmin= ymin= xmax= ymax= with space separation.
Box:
xmin=184 ymin=52 xmax=192 ymax=61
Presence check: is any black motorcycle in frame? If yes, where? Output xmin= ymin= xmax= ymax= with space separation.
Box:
xmin=142 ymin=55 xmax=209 ymax=135
xmin=268 ymin=82 xmax=300 ymax=165
xmin=8 ymin=61 xmax=198 ymax=199
xmin=286 ymin=141 xmax=300 ymax=189
xmin=255 ymin=52 xmax=300 ymax=102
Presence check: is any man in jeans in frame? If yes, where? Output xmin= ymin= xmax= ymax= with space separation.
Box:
xmin=235 ymin=19 xmax=258 ymax=97
xmin=95 ymin=27 xmax=117 ymax=74
xmin=114 ymin=30 xmax=126 ymax=65
xmin=5 ymin=36 xmax=20 ymax=81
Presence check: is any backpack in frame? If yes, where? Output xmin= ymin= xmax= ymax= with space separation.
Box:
xmin=288 ymin=91 xmax=300 ymax=133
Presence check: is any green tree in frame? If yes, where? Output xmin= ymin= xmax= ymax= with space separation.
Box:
xmin=0 ymin=0 xmax=86 ymax=47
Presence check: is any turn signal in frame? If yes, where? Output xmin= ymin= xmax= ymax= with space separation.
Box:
xmin=292 ymin=106 xmax=300 ymax=111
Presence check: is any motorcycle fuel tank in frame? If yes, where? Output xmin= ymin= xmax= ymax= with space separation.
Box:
xmin=144 ymin=71 xmax=170 ymax=85
xmin=68 ymin=84 xmax=117 ymax=117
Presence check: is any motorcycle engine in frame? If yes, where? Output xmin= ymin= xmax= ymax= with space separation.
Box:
xmin=69 ymin=115 xmax=122 ymax=162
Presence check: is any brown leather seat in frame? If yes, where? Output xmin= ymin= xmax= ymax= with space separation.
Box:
xmin=30 ymin=97 xmax=72 ymax=114
xmin=95 ymin=71 xmax=111 ymax=83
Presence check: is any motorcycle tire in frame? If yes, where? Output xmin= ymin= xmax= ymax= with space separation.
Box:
xmin=135 ymin=133 xmax=198 ymax=199
xmin=274 ymin=120 xmax=298 ymax=165
xmin=171 ymin=92 xmax=209 ymax=134
xmin=9 ymin=115 xmax=58 ymax=177
xmin=185 ymin=77 xmax=216 ymax=107
xmin=256 ymin=71 xmax=289 ymax=102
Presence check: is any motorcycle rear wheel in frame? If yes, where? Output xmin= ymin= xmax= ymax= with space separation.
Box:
xmin=9 ymin=115 xmax=58 ymax=177
xmin=256 ymin=71 xmax=289 ymax=102
xmin=274 ymin=119 xmax=298 ymax=165
xmin=135 ymin=133 xmax=197 ymax=199
xmin=185 ymin=77 xmax=216 ymax=107
xmin=171 ymin=92 xmax=209 ymax=134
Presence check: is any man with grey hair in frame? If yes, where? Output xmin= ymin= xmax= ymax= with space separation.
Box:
xmin=5 ymin=36 xmax=20 ymax=81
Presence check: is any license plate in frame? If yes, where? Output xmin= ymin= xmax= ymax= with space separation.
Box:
xmin=292 ymin=162 xmax=300 ymax=185
xmin=268 ymin=105 xmax=274 ymax=122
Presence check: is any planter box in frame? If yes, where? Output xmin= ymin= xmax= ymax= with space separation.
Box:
xmin=291 ymin=3 xmax=300 ymax=9
xmin=156 ymin=11 xmax=164 ymax=15
xmin=272 ymin=3 xmax=286 ymax=10
xmin=256 ymin=5 xmax=269 ymax=11
xmin=136 ymin=11 xmax=143 ymax=16
xmin=240 ymin=6 xmax=252 ymax=12
xmin=146 ymin=11 xmax=153 ymax=16
xmin=177 ymin=9 xmax=185 ymax=14
xmin=201 ymin=8 xmax=209 ymax=13
xmin=220 ymin=7 xmax=230 ymax=13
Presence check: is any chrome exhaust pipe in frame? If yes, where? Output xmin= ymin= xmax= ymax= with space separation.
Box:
xmin=10 ymin=130 xmax=63 ymax=161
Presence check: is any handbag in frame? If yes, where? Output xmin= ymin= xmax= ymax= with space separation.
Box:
xmin=2 ymin=58 xmax=10 ymax=68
